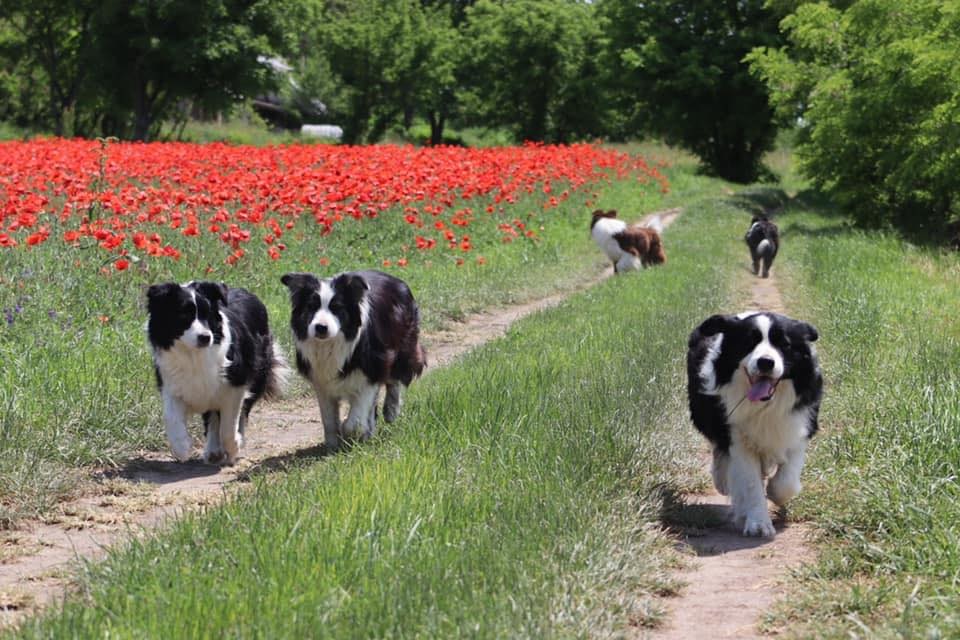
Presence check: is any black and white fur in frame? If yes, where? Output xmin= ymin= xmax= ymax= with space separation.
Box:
xmin=745 ymin=215 xmax=779 ymax=278
xmin=146 ymin=281 xmax=286 ymax=465
xmin=687 ymin=311 xmax=822 ymax=537
xmin=281 ymin=270 xmax=426 ymax=452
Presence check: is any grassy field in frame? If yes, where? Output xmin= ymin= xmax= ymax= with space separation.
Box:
xmin=763 ymin=201 xmax=960 ymax=638
xmin=7 ymin=183 xmax=755 ymax=638
xmin=0 ymin=144 xmax=703 ymax=527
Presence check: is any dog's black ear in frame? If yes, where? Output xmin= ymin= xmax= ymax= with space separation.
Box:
xmin=698 ymin=314 xmax=733 ymax=337
xmin=192 ymin=281 xmax=229 ymax=306
xmin=794 ymin=321 xmax=819 ymax=343
xmin=146 ymin=282 xmax=177 ymax=301
xmin=281 ymin=272 xmax=320 ymax=294
xmin=338 ymin=273 xmax=369 ymax=300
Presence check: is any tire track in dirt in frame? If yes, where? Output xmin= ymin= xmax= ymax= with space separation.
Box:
xmin=0 ymin=209 xmax=681 ymax=628
xmin=649 ymin=267 xmax=813 ymax=640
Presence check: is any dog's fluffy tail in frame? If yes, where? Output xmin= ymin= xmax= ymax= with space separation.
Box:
xmin=648 ymin=232 xmax=667 ymax=265
xmin=262 ymin=336 xmax=290 ymax=400
xmin=644 ymin=214 xmax=664 ymax=235
xmin=757 ymin=239 xmax=774 ymax=258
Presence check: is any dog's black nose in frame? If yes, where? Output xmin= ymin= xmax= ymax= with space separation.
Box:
xmin=756 ymin=357 xmax=775 ymax=373
xmin=197 ymin=333 xmax=211 ymax=347
xmin=313 ymin=323 xmax=328 ymax=337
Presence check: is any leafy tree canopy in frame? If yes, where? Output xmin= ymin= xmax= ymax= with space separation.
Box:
xmin=601 ymin=0 xmax=784 ymax=182
xmin=461 ymin=0 xmax=607 ymax=143
xmin=748 ymin=0 xmax=960 ymax=228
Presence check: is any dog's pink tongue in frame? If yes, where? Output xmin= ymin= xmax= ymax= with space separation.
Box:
xmin=748 ymin=379 xmax=775 ymax=402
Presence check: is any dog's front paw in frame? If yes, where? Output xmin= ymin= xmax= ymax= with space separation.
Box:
xmin=169 ymin=436 xmax=194 ymax=462
xmin=742 ymin=513 xmax=776 ymax=537
xmin=383 ymin=401 xmax=400 ymax=424
xmin=324 ymin=436 xmax=343 ymax=453
xmin=202 ymin=446 xmax=225 ymax=465
xmin=341 ymin=416 xmax=363 ymax=439
xmin=767 ymin=480 xmax=801 ymax=507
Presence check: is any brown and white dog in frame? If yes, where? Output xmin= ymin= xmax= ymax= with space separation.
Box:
xmin=590 ymin=209 xmax=666 ymax=273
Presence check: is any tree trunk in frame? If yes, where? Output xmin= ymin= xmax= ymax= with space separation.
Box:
xmin=133 ymin=86 xmax=152 ymax=142
xmin=428 ymin=111 xmax=445 ymax=145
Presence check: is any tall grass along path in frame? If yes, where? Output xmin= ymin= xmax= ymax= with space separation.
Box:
xmin=0 ymin=209 xmax=680 ymax=629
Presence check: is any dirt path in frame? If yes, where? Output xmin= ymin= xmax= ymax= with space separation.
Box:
xmin=0 ymin=209 xmax=681 ymax=628
xmin=650 ymin=267 xmax=812 ymax=639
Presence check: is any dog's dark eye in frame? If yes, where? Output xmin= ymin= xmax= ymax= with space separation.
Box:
xmin=181 ymin=302 xmax=196 ymax=316
xmin=750 ymin=328 xmax=762 ymax=343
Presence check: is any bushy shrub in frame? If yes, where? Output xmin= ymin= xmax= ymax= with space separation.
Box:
xmin=749 ymin=0 xmax=960 ymax=231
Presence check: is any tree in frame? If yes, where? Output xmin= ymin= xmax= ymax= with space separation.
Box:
xmin=748 ymin=0 xmax=960 ymax=229
xmin=461 ymin=0 xmax=607 ymax=143
xmin=317 ymin=0 xmax=427 ymax=143
xmin=415 ymin=7 xmax=462 ymax=144
xmin=600 ymin=0 xmax=784 ymax=182
xmin=86 ymin=0 xmax=292 ymax=140
xmin=0 ymin=0 xmax=97 ymax=136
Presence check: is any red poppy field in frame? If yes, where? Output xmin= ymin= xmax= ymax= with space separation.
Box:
xmin=0 ymin=140 xmax=667 ymax=271
xmin=0 ymin=139 xmax=673 ymax=523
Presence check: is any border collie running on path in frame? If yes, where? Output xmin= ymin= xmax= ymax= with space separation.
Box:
xmin=745 ymin=215 xmax=779 ymax=278
xmin=590 ymin=209 xmax=666 ymax=273
xmin=687 ymin=311 xmax=823 ymax=537
xmin=281 ymin=270 xmax=426 ymax=452
xmin=146 ymin=281 xmax=286 ymax=465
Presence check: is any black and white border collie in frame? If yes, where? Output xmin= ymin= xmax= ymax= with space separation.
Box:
xmin=281 ymin=270 xmax=426 ymax=452
xmin=687 ymin=311 xmax=823 ymax=537
xmin=146 ymin=281 xmax=286 ymax=465
xmin=745 ymin=215 xmax=779 ymax=278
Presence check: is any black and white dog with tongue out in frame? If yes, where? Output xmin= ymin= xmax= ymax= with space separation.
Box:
xmin=281 ymin=270 xmax=426 ymax=452
xmin=687 ymin=311 xmax=823 ymax=537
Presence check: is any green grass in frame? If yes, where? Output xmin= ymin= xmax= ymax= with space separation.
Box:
xmin=0 ymin=145 xmax=718 ymax=526
xmin=760 ymin=201 xmax=960 ymax=638
xmin=7 ymin=189 xmax=751 ymax=638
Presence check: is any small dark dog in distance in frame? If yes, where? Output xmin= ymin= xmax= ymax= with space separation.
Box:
xmin=745 ymin=215 xmax=779 ymax=278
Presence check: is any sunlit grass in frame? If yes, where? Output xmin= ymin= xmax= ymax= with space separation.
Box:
xmin=8 ymin=190 xmax=748 ymax=638
xmin=764 ymin=203 xmax=960 ymax=638
xmin=0 ymin=145 xmax=719 ymax=526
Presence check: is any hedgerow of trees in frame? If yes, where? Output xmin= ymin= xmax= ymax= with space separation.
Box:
xmin=1 ymin=0 xmax=959 ymax=232
xmin=0 ymin=0 xmax=785 ymax=183
xmin=749 ymin=0 xmax=960 ymax=229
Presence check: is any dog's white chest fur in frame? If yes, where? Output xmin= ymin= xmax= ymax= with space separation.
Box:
xmin=154 ymin=332 xmax=232 ymax=412
xmin=298 ymin=336 xmax=368 ymax=398
xmin=719 ymin=372 xmax=809 ymax=466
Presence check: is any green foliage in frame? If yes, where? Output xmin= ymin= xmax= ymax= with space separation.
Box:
xmin=748 ymin=0 xmax=960 ymax=230
xmin=298 ymin=0 xmax=460 ymax=144
xmin=0 ymin=0 xmax=96 ymax=135
xmin=768 ymin=203 xmax=960 ymax=637
xmin=0 ymin=0 xmax=293 ymax=140
xmin=461 ymin=0 xmax=608 ymax=142
xmin=600 ymin=0 xmax=783 ymax=182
